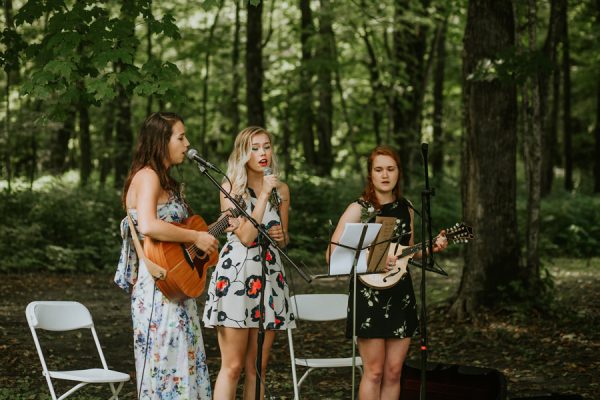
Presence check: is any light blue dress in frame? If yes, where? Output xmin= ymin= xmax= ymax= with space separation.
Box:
xmin=115 ymin=197 xmax=211 ymax=399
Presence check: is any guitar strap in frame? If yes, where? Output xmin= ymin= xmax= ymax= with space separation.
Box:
xmin=126 ymin=212 xmax=167 ymax=281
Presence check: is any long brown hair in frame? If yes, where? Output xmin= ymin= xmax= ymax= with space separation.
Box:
xmin=121 ymin=112 xmax=184 ymax=208
xmin=361 ymin=146 xmax=403 ymax=209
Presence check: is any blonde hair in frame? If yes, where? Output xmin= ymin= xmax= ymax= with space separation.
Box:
xmin=226 ymin=126 xmax=279 ymax=199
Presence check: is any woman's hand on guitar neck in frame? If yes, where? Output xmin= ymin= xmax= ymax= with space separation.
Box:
xmin=432 ymin=230 xmax=448 ymax=253
xmin=195 ymin=231 xmax=219 ymax=255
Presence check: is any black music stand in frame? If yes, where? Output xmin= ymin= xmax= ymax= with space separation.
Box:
xmin=321 ymin=222 xmax=400 ymax=399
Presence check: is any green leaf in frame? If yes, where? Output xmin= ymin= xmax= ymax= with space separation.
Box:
xmin=43 ymin=60 xmax=75 ymax=80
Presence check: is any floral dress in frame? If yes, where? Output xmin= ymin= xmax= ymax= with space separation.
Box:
xmin=346 ymin=198 xmax=419 ymax=339
xmin=114 ymin=197 xmax=211 ymax=399
xmin=203 ymin=188 xmax=295 ymax=330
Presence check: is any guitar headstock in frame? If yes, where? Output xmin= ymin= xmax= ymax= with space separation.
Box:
xmin=445 ymin=222 xmax=474 ymax=244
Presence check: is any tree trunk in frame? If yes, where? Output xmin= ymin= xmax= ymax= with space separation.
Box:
xmin=146 ymin=0 xmax=153 ymax=116
xmin=315 ymin=0 xmax=334 ymax=176
xmin=539 ymin=0 xmax=562 ymax=196
xmin=362 ymin=27 xmax=382 ymax=145
xmin=595 ymin=0 xmax=600 ymax=193
xmin=200 ymin=1 xmax=224 ymax=153
xmin=392 ymin=0 xmax=428 ymax=188
xmin=298 ymin=0 xmax=317 ymax=167
xmin=47 ymin=109 xmax=76 ymax=174
xmin=431 ymin=17 xmax=448 ymax=179
xmin=246 ymin=1 xmax=265 ymax=127
xmin=78 ymin=98 xmax=91 ymax=186
xmin=114 ymin=84 xmax=133 ymax=189
xmin=561 ymin=0 xmax=573 ymax=191
xmin=522 ymin=0 xmax=542 ymax=287
xmin=228 ymin=0 xmax=242 ymax=136
xmin=99 ymin=100 xmax=115 ymax=186
xmin=451 ymin=0 xmax=520 ymax=320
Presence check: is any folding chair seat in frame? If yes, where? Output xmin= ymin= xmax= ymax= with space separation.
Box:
xmin=287 ymin=293 xmax=363 ymax=399
xmin=25 ymin=301 xmax=130 ymax=400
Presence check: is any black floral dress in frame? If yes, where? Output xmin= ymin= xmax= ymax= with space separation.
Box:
xmin=346 ymin=198 xmax=419 ymax=339
xmin=202 ymin=188 xmax=295 ymax=330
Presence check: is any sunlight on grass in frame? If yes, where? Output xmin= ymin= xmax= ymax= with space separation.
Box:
xmin=0 ymin=170 xmax=80 ymax=192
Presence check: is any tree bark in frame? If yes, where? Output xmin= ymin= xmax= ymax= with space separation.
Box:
xmin=522 ymin=0 xmax=542 ymax=287
xmin=146 ymin=0 xmax=153 ymax=116
xmin=78 ymin=97 xmax=91 ymax=186
xmin=431 ymin=17 xmax=448 ymax=180
xmin=298 ymin=0 xmax=317 ymax=167
xmin=539 ymin=0 xmax=562 ymax=196
xmin=113 ymin=84 xmax=133 ymax=189
xmin=200 ymin=1 xmax=224 ymax=153
xmin=392 ymin=0 xmax=428 ymax=188
xmin=246 ymin=1 xmax=265 ymax=127
xmin=451 ymin=0 xmax=520 ymax=320
xmin=47 ymin=109 xmax=76 ymax=174
xmin=228 ymin=0 xmax=242 ymax=136
xmin=315 ymin=0 xmax=334 ymax=176
xmin=362 ymin=26 xmax=382 ymax=145
xmin=99 ymin=100 xmax=115 ymax=186
xmin=561 ymin=0 xmax=573 ymax=191
xmin=595 ymin=0 xmax=600 ymax=193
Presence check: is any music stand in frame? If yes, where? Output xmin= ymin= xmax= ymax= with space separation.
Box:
xmin=321 ymin=222 xmax=400 ymax=399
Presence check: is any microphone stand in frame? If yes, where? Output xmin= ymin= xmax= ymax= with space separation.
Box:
xmin=419 ymin=143 xmax=435 ymax=400
xmin=190 ymin=161 xmax=311 ymax=400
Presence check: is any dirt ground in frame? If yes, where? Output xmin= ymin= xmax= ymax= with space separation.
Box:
xmin=0 ymin=258 xmax=597 ymax=399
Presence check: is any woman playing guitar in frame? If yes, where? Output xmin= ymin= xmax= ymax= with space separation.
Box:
xmin=114 ymin=112 xmax=219 ymax=399
xmin=326 ymin=146 xmax=448 ymax=400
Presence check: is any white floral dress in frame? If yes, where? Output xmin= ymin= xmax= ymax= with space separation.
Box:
xmin=203 ymin=188 xmax=295 ymax=330
xmin=114 ymin=197 xmax=211 ymax=399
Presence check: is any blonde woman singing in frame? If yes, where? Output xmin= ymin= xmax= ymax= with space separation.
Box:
xmin=203 ymin=126 xmax=295 ymax=399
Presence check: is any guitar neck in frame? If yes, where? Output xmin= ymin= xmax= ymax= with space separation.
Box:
xmin=207 ymin=216 xmax=229 ymax=238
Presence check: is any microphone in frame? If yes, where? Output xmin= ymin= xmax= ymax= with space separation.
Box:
xmin=186 ymin=149 xmax=221 ymax=172
xmin=263 ymin=167 xmax=281 ymax=207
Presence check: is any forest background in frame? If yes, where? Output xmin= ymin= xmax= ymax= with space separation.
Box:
xmin=0 ymin=0 xmax=599 ymax=399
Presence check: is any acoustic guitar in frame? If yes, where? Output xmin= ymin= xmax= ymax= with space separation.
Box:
xmin=359 ymin=222 xmax=474 ymax=289
xmin=144 ymin=200 xmax=245 ymax=302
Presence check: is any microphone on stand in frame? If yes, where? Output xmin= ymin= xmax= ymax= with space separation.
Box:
xmin=186 ymin=149 xmax=221 ymax=173
xmin=263 ymin=167 xmax=281 ymax=207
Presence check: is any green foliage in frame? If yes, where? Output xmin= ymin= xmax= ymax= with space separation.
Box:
xmin=0 ymin=180 xmax=122 ymax=272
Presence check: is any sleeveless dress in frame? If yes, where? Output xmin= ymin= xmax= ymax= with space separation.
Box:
xmin=203 ymin=188 xmax=295 ymax=330
xmin=114 ymin=197 xmax=211 ymax=399
xmin=346 ymin=198 xmax=419 ymax=339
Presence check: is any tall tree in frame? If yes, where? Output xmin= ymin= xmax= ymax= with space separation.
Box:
xmin=521 ymin=0 xmax=543 ymax=287
xmin=561 ymin=0 xmax=573 ymax=191
xmin=298 ymin=0 xmax=317 ymax=167
xmin=539 ymin=0 xmax=563 ymax=196
xmin=228 ymin=0 xmax=242 ymax=136
xmin=246 ymin=1 xmax=265 ymax=127
xmin=392 ymin=0 xmax=429 ymax=187
xmin=595 ymin=0 xmax=600 ymax=193
xmin=451 ymin=0 xmax=520 ymax=320
xmin=315 ymin=0 xmax=334 ymax=176
xmin=431 ymin=16 xmax=448 ymax=179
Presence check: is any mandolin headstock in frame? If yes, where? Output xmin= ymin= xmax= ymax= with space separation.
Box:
xmin=445 ymin=222 xmax=474 ymax=244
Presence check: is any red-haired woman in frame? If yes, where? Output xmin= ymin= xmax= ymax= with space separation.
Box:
xmin=327 ymin=146 xmax=447 ymax=400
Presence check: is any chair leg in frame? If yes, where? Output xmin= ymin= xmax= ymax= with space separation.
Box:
xmin=108 ymin=381 xmax=125 ymax=400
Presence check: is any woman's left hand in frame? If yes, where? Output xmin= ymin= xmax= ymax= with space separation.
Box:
xmin=432 ymin=230 xmax=448 ymax=253
xmin=268 ymin=224 xmax=285 ymax=242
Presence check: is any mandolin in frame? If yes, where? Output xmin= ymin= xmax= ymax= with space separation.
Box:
xmin=144 ymin=200 xmax=245 ymax=302
xmin=359 ymin=222 xmax=474 ymax=289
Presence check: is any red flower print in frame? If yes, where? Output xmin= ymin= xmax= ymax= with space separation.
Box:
xmin=245 ymin=275 xmax=262 ymax=298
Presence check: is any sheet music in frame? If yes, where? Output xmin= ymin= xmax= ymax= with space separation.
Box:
xmin=329 ymin=223 xmax=382 ymax=275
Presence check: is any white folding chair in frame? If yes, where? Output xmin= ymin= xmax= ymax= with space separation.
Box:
xmin=287 ymin=293 xmax=363 ymax=400
xmin=25 ymin=301 xmax=130 ymax=400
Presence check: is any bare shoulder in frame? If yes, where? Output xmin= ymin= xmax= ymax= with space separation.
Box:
xmin=132 ymin=167 xmax=160 ymax=185
xmin=342 ymin=202 xmax=362 ymax=221
xmin=278 ymin=181 xmax=290 ymax=197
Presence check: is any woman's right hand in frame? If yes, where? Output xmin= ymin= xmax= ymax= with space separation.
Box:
xmin=195 ymin=231 xmax=219 ymax=255
xmin=261 ymin=174 xmax=278 ymax=198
